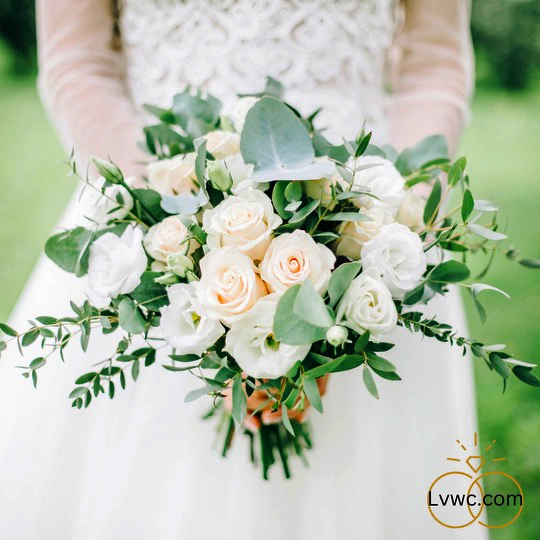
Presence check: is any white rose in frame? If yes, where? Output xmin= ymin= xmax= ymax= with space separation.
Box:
xmin=195 ymin=248 xmax=267 ymax=325
xmin=159 ymin=283 xmax=224 ymax=356
xmin=144 ymin=215 xmax=194 ymax=263
xmin=396 ymin=190 xmax=425 ymax=230
xmin=336 ymin=267 xmax=397 ymax=340
xmin=226 ymin=96 xmax=259 ymax=133
xmin=79 ymin=177 xmax=134 ymax=228
xmin=203 ymin=189 xmax=282 ymax=261
xmin=260 ymin=230 xmax=336 ymax=294
xmin=225 ymin=294 xmax=310 ymax=378
xmin=337 ymin=206 xmax=394 ymax=260
xmin=361 ymin=223 xmax=427 ymax=298
xmin=204 ymin=130 xmax=241 ymax=159
xmin=147 ymin=153 xmax=198 ymax=196
xmin=87 ymin=225 xmax=147 ymax=300
xmin=352 ymin=156 xmax=406 ymax=215
xmin=219 ymin=153 xmax=260 ymax=194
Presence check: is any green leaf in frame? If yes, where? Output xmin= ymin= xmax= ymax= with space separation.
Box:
xmin=448 ymin=157 xmax=466 ymax=187
xmin=402 ymin=284 xmax=425 ymax=305
xmin=133 ymin=188 xmax=168 ymax=222
xmin=160 ymin=190 xmax=208 ymax=216
xmin=362 ymin=366 xmax=379 ymax=399
xmin=304 ymin=354 xmax=345 ymax=378
xmin=232 ymin=374 xmax=247 ymax=425
xmin=366 ymin=354 xmax=396 ymax=372
xmin=512 ymin=366 xmax=540 ymax=387
xmin=272 ymin=181 xmax=294 ymax=219
xmin=461 ymin=189 xmax=474 ymax=222
xmin=330 ymin=354 xmax=364 ymax=373
xmin=21 ymin=329 xmax=39 ymax=347
xmin=293 ymin=280 xmax=335 ymax=328
xmin=395 ymin=135 xmax=448 ymax=175
xmin=429 ymin=260 xmax=470 ymax=283
xmin=75 ymin=372 xmax=97 ymax=384
xmin=323 ymin=212 xmax=371 ymax=222
xmin=471 ymin=283 xmax=510 ymax=300
xmin=45 ymin=227 xmax=94 ymax=277
xmin=468 ymin=224 xmax=508 ymax=241
xmin=327 ymin=262 xmax=361 ymax=308
xmin=518 ymin=258 xmax=540 ymax=269
xmin=469 ymin=290 xmax=487 ymax=323
xmin=0 ymin=323 xmax=18 ymax=337
xmin=169 ymin=354 xmax=201 ymax=363
xmin=281 ymin=405 xmax=295 ymax=436
xmin=29 ymin=357 xmax=46 ymax=369
xmin=130 ymin=272 xmax=168 ymax=311
xmin=354 ymin=331 xmax=371 ymax=353
xmin=288 ymin=199 xmax=320 ymax=224
xmin=284 ymin=182 xmax=302 ymax=202
xmin=118 ymin=298 xmax=146 ymax=334
xmin=172 ymin=88 xmax=222 ymax=138
xmin=274 ymin=285 xmax=327 ymax=345
xmin=184 ymin=384 xmax=220 ymax=403
xmin=240 ymin=97 xmax=333 ymax=181
xmin=69 ymin=387 xmax=88 ymax=399
xmin=303 ymin=377 xmax=323 ymax=413
xmin=423 ymin=179 xmax=442 ymax=226
xmin=490 ymin=354 xmax=511 ymax=379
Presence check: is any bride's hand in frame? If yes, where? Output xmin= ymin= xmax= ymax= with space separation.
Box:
xmin=224 ymin=375 xmax=329 ymax=432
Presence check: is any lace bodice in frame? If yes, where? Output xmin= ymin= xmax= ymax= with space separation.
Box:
xmin=119 ymin=0 xmax=399 ymax=140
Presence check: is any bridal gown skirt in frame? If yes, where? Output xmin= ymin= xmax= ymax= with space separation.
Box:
xmin=0 ymin=191 xmax=487 ymax=540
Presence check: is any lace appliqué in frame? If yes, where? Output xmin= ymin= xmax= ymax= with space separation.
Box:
xmin=120 ymin=0 xmax=398 ymax=141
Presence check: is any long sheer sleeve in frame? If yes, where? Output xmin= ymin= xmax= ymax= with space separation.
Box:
xmin=37 ymin=0 xmax=146 ymax=176
xmin=389 ymin=0 xmax=474 ymax=156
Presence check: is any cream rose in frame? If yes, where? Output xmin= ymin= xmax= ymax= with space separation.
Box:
xmin=226 ymin=96 xmax=259 ymax=133
xmin=146 ymin=153 xmax=198 ymax=196
xmin=87 ymin=225 xmax=147 ymax=300
xmin=336 ymin=267 xmax=397 ymax=340
xmin=195 ymin=248 xmax=267 ymax=325
xmin=260 ymin=230 xmax=336 ymax=294
xmin=143 ymin=215 xmax=194 ymax=263
xmin=396 ymin=190 xmax=425 ymax=230
xmin=225 ymin=294 xmax=310 ymax=378
xmin=352 ymin=156 xmax=406 ymax=215
xmin=204 ymin=130 xmax=241 ymax=159
xmin=361 ymin=223 xmax=427 ymax=298
xmin=159 ymin=283 xmax=224 ymax=356
xmin=203 ymin=189 xmax=282 ymax=261
xmin=337 ymin=206 xmax=394 ymax=260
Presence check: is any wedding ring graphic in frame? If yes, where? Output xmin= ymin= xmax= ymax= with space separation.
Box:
xmin=427 ymin=432 xmax=524 ymax=529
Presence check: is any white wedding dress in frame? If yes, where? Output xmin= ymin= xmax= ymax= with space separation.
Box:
xmin=0 ymin=1 xmax=487 ymax=538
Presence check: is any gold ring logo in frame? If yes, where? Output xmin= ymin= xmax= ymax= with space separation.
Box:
xmin=427 ymin=433 xmax=524 ymax=529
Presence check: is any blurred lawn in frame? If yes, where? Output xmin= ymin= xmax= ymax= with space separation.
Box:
xmin=0 ymin=50 xmax=539 ymax=538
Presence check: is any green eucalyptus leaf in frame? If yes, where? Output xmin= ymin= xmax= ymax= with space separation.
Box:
xmin=423 ymin=179 xmax=442 ymax=226
xmin=118 ymin=298 xmax=146 ymax=334
xmin=327 ymin=261 xmax=361 ymax=308
xmin=293 ymin=280 xmax=335 ymax=328
xmin=45 ymin=227 xmax=95 ymax=277
xmin=461 ymin=189 xmax=474 ymax=222
xmin=468 ymin=224 xmax=508 ymax=241
xmin=303 ymin=376 xmax=323 ymax=413
xmin=429 ymin=260 xmax=470 ymax=283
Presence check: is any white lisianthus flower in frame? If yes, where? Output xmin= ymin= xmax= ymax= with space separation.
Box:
xmin=226 ymin=96 xmax=259 ymax=133
xmin=361 ymin=223 xmax=427 ymax=298
xmin=396 ymin=190 xmax=425 ymax=230
xmin=352 ymin=155 xmax=406 ymax=215
xmin=159 ymin=283 xmax=224 ymax=356
xmin=79 ymin=176 xmax=134 ymax=228
xmin=143 ymin=215 xmax=194 ymax=263
xmin=225 ymin=294 xmax=310 ymax=379
xmin=204 ymin=130 xmax=241 ymax=159
xmin=337 ymin=206 xmax=394 ymax=260
xmin=195 ymin=248 xmax=267 ymax=325
xmin=203 ymin=189 xmax=282 ymax=261
xmin=87 ymin=225 xmax=147 ymax=300
xmin=260 ymin=230 xmax=336 ymax=294
xmin=146 ymin=153 xmax=197 ymax=196
xmin=336 ymin=267 xmax=397 ymax=340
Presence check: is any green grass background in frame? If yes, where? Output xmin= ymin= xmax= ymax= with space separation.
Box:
xmin=0 ymin=48 xmax=538 ymax=538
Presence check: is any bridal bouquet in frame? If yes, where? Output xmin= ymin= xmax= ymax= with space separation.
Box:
xmin=1 ymin=79 xmax=539 ymax=479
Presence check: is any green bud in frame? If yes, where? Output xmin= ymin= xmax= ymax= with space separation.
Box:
xmin=155 ymin=272 xmax=181 ymax=285
xmin=208 ymin=160 xmax=233 ymax=192
xmin=326 ymin=325 xmax=348 ymax=347
xmin=167 ymin=253 xmax=194 ymax=278
xmin=92 ymin=157 xmax=124 ymax=184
